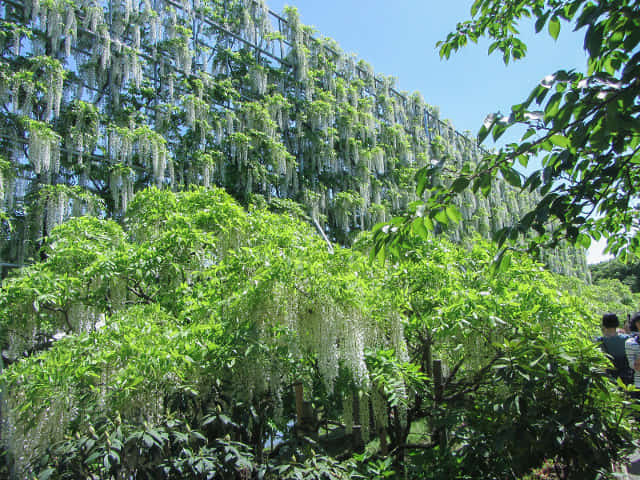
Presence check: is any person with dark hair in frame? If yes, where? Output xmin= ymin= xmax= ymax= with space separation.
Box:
xmin=597 ymin=313 xmax=634 ymax=385
xmin=625 ymin=312 xmax=640 ymax=390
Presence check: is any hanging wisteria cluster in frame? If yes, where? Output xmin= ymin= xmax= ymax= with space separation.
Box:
xmin=0 ymin=0 xmax=589 ymax=274
xmin=0 ymin=186 xmax=414 ymax=477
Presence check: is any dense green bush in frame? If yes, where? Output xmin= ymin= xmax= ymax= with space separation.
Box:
xmin=0 ymin=189 xmax=634 ymax=479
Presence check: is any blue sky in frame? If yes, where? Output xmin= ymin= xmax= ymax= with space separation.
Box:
xmin=265 ymin=0 xmax=609 ymax=263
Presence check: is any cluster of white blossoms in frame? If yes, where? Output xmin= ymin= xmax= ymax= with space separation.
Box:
xmin=45 ymin=188 xmax=67 ymax=231
xmin=142 ymin=136 xmax=168 ymax=187
xmin=98 ymin=25 xmax=111 ymax=70
xmin=372 ymin=146 xmax=385 ymax=175
xmin=241 ymin=7 xmax=257 ymax=46
xmin=250 ymin=66 xmax=268 ymax=96
xmin=230 ymin=134 xmax=249 ymax=168
xmin=44 ymin=63 xmax=64 ymax=121
xmin=164 ymin=8 xmax=193 ymax=76
xmin=28 ymin=123 xmax=60 ymax=175
xmin=118 ymin=45 xmax=142 ymax=89
xmin=285 ymin=8 xmax=309 ymax=85
xmin=221 ymin=257 xmax=409 ymax=431
xmin=2 ymin=388 xmax=78 ymax=478
xmin=8 ymin=57 xmax=64 ymax=122
xmin=108 ymin=126 xmax=134 ymax=165
xmin=335 ymin=201 xmax=351 ymax=234
xmin=110 ymin=166 xmax=134 ymax=212
xmin=68 ymin=303 xmax=105 ymax=332
xmin=360 ymin=112 xmax=377 ymax=145
xmin=266 ymin=95 xmax=289 ymax=133
xmin=202 ymin=161 xmax=212 ymax=188
xmin=183 ymin=91 xmax=209 ymax=145
xmin=226 ymin=110 xmax=236 ymax=135
xmin=244 ymin=0 xmax=271 ymax=44
xmin=310 ymin=105 xmax=334 ymax=134
xmin=109 ymin=126 xmax=169 ymax=188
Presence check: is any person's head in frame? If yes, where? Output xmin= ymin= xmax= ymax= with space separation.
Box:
xmin=630 ymin=312 xmax=640 ymax=332
xmin=602 ymin=313 xmax=619 ymax=329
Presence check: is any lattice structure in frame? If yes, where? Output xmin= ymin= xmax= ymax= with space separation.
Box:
xmin=0 ymin=0 xmax=588 ymax=277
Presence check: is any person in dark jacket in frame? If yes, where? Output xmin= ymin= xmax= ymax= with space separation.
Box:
xmin=597 ymin=313 xmax=634 ymax=385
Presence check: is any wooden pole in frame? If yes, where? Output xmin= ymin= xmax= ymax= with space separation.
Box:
xmin=352 ymin=425 xmax=363 ymax=451
xmin=379 ymin=427 xmax=388 ymax=455
xmin=352 ymin=391 xmax=363 ymax=450
xmin=433 ymin=359 xmax=447 ymax=449
xmin=293 ymin=382 xmax=304 ymax=425
xmin=302 ymin=400 xmax=314 ymax=425
xmin=352 ymin=391 xmax=360 ymax=426
xmin=433 ymin=359 xmax=443 ymax=403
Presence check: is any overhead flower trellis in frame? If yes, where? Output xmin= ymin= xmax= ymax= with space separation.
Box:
xmin=0 ymin=0 xmax=588 ymax=277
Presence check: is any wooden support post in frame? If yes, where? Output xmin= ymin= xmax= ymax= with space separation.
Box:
xmin=351 ymin=391 xmax=363 ymax=450
xmin=433 ymin=359 xmax=443 ymax=403
xmin=425 ymin=334 xmax=433 ymax=377
xmin=352 ymin=392 xmax=360 ymax=427
xmin=432 ymin=359 xmax=447 ymax=449
xmin=302 ymin=400 xmax=315 ymax=425
xmin=293 ymin=382 xmax=304 ymax=425
xmin=379 ymin=427 xmax=388 ymax=455
xmin=352 ymin=425 xmax=363 ymax=451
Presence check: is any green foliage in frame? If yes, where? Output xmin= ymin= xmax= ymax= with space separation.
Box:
xmin=449 ymin=336 xmax=631 ymax=479
xmin=0 ymin=194 xmax=634 ymax=478
xmin=558 ymin=274 xmax=640 ymax=318
xmin=376 ymin=0 xmax=640 ymax=263
xmin=35 ymin=414 xmax=257 ymax=479
xmin=0 ymin=0 xmax=635 ymax=470
xmin=591 ymin=257 xmax=640 ymax=294
xmin=0 ymin=187 xmax=407 ymax=478
xmin=358 ymin=232 xmax=634 ymax=479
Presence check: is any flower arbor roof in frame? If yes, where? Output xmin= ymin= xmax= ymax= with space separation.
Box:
xmin=0 ymin=0 xmax=587 ymax=277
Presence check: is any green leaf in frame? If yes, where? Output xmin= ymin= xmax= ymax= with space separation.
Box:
xmin=576 ymin=233 xmax=591 ymax=249
xmin=423 ymin=215 xmax=434 ymax=231
xmin=85 ymin=451 xmax=102 ymax=465
xmin=548 ymin=16 xmax=560 ymax=40
xmin=479 ymin=113 xmax=498 ymax=143
xmin=411 ymin=217 xmax=429 ymax=239
xmin=492 ymin=121 xmax=508 ymax=141
xmin=477 ymin=124 xmax=490 ymax=144
xmin=585 ymin=24 xmax=603 ymax=59
xmin=142 ymin=433 xmax=155 ymax=448
xmin=38 ymin=467 xmax=56 ymax=480
xmin=451 ymin=176 xmax=470 ymax=193
xmin=490 ymin=249 xmax=512 ymax=276
xmin=416 ymin=168 xmax=430 ymax=196
xmin=502 ymin=168 xmax=521 ymax=188
xmin=470 ymin=0 xmax=481 ymax=17
xmin=434 ymin=209 xmax=449 ymax=225
xmin=445 ymin=205 xmax=462 ymax=223
xmin=549 ymin=134 xmax=570 ymax=148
